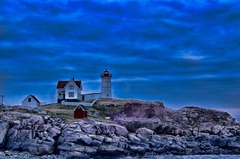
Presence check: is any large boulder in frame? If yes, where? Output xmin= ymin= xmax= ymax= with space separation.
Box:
xmin=95 ymin=122 xmax=128 ymax=136
xmin=0 ymin=121 xmax=9 ymax=148
xmin=98 ymin=144 xmax=125 ymax=156
xmin=115 ymin=124 xmax=128 ymax=136
xmin=80 ymin=123 xmax=98 ymax=135
xmin=28 ymin=143 xmax=55 ymax=155
xmin=135 ymin=127 xmax=155 ymax=139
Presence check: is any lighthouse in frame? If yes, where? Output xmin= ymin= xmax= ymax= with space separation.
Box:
xmin=100 ymin=69 xmax=112 ymax=98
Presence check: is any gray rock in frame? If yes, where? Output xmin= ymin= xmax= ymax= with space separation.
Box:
xmin=227 ymin=140 xmax=240 ymax=149
xmin=71 ymin=145 xmax=97 ymax=155
xmin=80 ymin=135 xmax=93 ymax=145
xmin=37 ymin=110 xmax=47 ymax=115
xmin=20 ymin=113 xmax=31 ymax=119
xmin=29 ymin=115 xmax=44 ymax=125
xmin=81 ymin=124 xmax=97 ymax=135
xmin=136 ymin=127 xmax=155 ymax=139
xmin=117 ymin=140 xmax=128 ymax=149
xmin=18 ymin=129 xmax=33 ymax=140
xmin=154 ymin=147 xmax=167 ymax=154
xmin=89 ymin=134 xmax=104 ymax=142
xmin=136 ymin=134 xmax=149 ymax=142
xmin=46 ymin=136 xmax=55 ymax=142
xmin=104 ymin=137 xmax=113 ymax=143
xmin=128 ymin=133 xmax=141 ymax=142
xmin=28 ymin=144 xmax=54 ymax=155
xmin=11 ymin=141 xmax=22 ymax=150
xmin=115 ymin=124 xmax=128 ymax=136
xmin=48 ymin=127 xmax=61 ymax=137
xmin=199 ymin=122 xmax=214 ymax=133
xmin=62 ymin=133 xmax=80 ymax=143
xmin=5 ymin=129 xmax=18 ymax=149
xmin=210 ymin=136 xmax=228 ymax=148
xmin=84 ymin=146 xmax=97 ymax=155
xmin=92 ymin=140 xmax=102 ymax=146
xmin=212 ymin=125 xmax=224 ymax=135
xmin=38 ymin=124 xmax=52 ymax=132
xmin=97 ymin=123 xmax=115 ymax=135
xmin=12 ymin=120 xmax=21 ymax=129
xmin=0 ymin=122 xmax=9 ymax=148
xmin=98 ymin=145 xmax=124 ymax=155
xmin=58 ymin=144 xmax=73 ymax=152
xmin=129 ymin=145 xmax=146 ymax=153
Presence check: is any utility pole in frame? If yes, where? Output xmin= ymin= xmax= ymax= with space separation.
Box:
xmin=0 ymin=95 xmax=4 ymax=106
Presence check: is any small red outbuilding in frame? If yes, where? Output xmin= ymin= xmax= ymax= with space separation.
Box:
xmin=74 ymin=105 xmax=88 ymax=118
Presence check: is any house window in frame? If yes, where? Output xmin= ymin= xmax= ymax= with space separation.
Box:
xmin=69 ymin=85 xmax=74 ymax=90
xmin=69 ymin=92 xmax=74 ymax=97
xmin=28 ymin=98 xmax=31 ymax=102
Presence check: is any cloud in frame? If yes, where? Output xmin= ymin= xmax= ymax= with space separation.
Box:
xmin=179 ymin=52 xmax=206 ymax=60
xmin=0 ymin=0 xmax=239 ymax=116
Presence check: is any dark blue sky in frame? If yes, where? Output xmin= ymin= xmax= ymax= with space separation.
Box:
xmin=0 ymin=0 xmax=240 ymax=118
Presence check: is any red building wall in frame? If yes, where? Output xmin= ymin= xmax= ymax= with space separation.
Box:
xmin=74 ymin=106 xmax=88 ymax=118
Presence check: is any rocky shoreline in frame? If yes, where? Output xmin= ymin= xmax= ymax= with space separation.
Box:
xmin=0 ymin=105 xmax=240 ymax=158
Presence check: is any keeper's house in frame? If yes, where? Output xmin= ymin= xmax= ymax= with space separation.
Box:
xmin=56 ymin=77 xmax=82 ymax=103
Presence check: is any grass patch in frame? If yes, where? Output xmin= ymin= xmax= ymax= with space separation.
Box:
xmin=39 ymin=98 xmax=137 ymax=123
xmin=41 ymin=104 xmax=75 ymax=120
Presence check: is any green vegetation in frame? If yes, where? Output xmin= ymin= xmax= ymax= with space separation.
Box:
xmin=40 ymin=98 xmax=165 ymax=123
xmin=40 ymin=103 xmax=75 ymax=122
xmin=40 ymin=98 xmax=127 ymax=123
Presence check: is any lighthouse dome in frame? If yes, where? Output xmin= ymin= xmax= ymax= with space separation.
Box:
xmin=104 ymin=69 xmax=109 ymax=76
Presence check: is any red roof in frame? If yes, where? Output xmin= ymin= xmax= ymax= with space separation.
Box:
xmin=56 ymin=80 xmax=81 ymax=88
xmin=101 ymin=69 xmax=112 ymax=77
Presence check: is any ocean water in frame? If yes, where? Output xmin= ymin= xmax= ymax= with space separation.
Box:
xmin=114 ymin=155 xmax=240 ymax=159
xmin=1 ymin=152 xmax=240 ymax=159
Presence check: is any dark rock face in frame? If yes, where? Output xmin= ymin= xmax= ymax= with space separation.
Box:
xmin=114 ymin=104 xmax=236 ymax=135
xmin=180 ymin=107 xmax=235 ymax=126
xmin=1 ymin=112 xmax=63 ymax=155
xmin=57 ymin=119 xmax=129 ymax=158
xmin=120 ymin=101 xmax=164 ymax=118
xmin=0 ymin=104 xmax=239 ymax=158
xmin=0 ymin=122 xmax=9 ymax=148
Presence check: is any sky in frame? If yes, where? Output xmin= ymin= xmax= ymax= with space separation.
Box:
xmin=0 ymin=0 xmax=240 ymax=119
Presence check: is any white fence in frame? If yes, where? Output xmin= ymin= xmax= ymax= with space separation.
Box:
xmin=62 ymin=98 xmax=99 ymax=107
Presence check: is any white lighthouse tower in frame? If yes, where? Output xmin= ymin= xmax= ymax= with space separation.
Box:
xmin=100 ymin=69 xmax=112 ymax=98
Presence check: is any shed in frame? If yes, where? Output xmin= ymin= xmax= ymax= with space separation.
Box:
xmin=22 ymin=94 xmax=41 ymax=107
xmin=74 ymin=105 xmax=88 ymax=118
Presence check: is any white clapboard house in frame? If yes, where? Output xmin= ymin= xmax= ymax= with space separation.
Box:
xmin=56 ymin=77 xmax=82 ymax=103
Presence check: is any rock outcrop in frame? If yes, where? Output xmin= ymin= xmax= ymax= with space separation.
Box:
xmin=2 ymin=112 xmax=63 ymax=155
xmin=0 ymin=104 xmax=239 ymax=158
xmin=114 ymin=104 xmax=236 ymax=134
